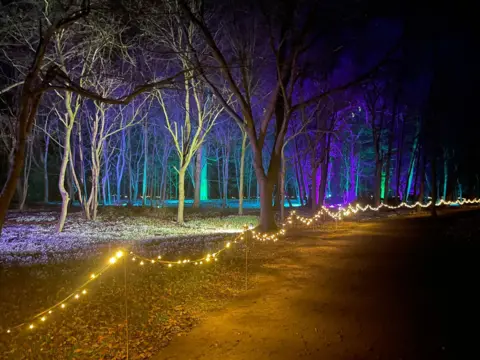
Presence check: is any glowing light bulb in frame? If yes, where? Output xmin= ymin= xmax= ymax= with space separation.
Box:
xmin=41 ymin=316 xmax=46 ymax=322
xmin=140 ymin=261 xmax=144 ymax=266
xmin=6 ymin=329 xmax=10 ymax=333
xmin=48 ymin=310 xmax=52 ymax=314
xmin=168 ymin=264 xmax=172 ymax=268
xmin=132 ymin=257 xmax=136 ymax=261
xmin=151 ymin=260 xmax=155 ymax=264
xmin=205 ymin=257 xmax=210 ymax=262
xmin=75 ymin=294 xmax=79 ymax=299
xmin=82 ymin=289 xmax=87 ymax=295
xmin=157 ymin=255 xmax=162 ymax=259
xmin=115 ymin=250 xmax=124 ymax=258
xmin=226 ymin=242 xmax=231 ymax=248
xmin=183 ymin=260 xmax=187 ymax=263
xmin=29 ymin=324 xmax=34 ymax=329
xmin=200 ymin=261 xmax=203 ymax=265
xmin=61 ymin=304 xmax=65 ymax=309
xmin=90 ymin=274 xmax=96 ymax=279
xmin=109 ymin=257 xmax=117 ymax=264
xmin=177 ymin=260 xmax=181 ymax=264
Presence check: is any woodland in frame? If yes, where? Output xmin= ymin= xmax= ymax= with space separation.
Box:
xmin=1 ymin=0 xmax=478 ymax=234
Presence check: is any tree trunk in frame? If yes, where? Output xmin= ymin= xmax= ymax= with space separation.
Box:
xmin=0 ymin=93 xmax=42 ymax=234
xmin=142 ymin=119 xmax=148 ymax=206
xmin=57 ymin=125 xmax=73 ymax=233
xmin=238 ymin=131 xmax=247 ymax=215
xmin=279 ymin=153 xmax=286 ymax=222
xmin=404 ymin=135 xmax=419 ymax=202
xmin=443 ymin=149 xmax=448 ymax=200
xmin=258 ymin=177 xmax=276 ymax=230
xmin=43 ymin=135 xmax=50 ymax=204
xmin=193 ymin=146 xmax=202 ymax=208
xmin=222 ymin=144 xmax=230 ymax=208
xmin=318 ymin=134 xmax=331 ymax=208
xmin=430 ymin=154 xmax=438 ymax=217
xmin=310 ymin=165 xmax=318 ymax=212
xmin=177 ymin=168 xmax=186 ymax=224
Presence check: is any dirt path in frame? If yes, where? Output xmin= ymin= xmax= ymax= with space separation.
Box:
xmin=154 ymin=211 xmax=478 ymax=359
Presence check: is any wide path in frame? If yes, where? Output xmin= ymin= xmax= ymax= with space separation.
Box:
xmin=155 ymin=210 xmax=479 ymax=359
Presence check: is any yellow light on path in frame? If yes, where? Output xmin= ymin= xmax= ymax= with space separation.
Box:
xmin=115 ymin=250 xmax=124 ymax=258
xmin=109 ymin=257 xmax=117 ymax=264
xmin=90 ymin=273 xmax=96 ymax=279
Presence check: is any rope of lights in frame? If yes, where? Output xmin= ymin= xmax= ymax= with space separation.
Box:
xmin=287 ymin=198 xmax=480 ymax=224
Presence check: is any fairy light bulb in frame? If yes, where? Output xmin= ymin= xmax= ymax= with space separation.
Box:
xmin=61 ymin=304 xmax=65 ymax=309
xmin=226 ymin=242 xmax=231 ymax=248
xmin=90 ymin=274 xmax=96 ymax=279
xmin=168 ymin=264 xmax=172 ymax=268
xmin=132 ymin=257 xmax=136 ymax=261
xmin=6 ymin=330 xmax=10 ymax=333
xmin=41 ymin=316 xmax=46 ymax=322
xmin=109 ymin=257 xmax=117 ymax=264
xmin=157 ymin=255 xmax=162 ymax=259
xmin=140 ymin=261 xmax=144 ymax=266
xmin=151 ymin=260 xmax=155 ymax=264
xmin=115 ymin=250 xmax=124 ymax=258
xmin=48 ymin=310 xmax=52 ymax=314
xmin=82 ymin=289 xmax=87 ymax=295
xmin=29 ymin=324 xmax=34 ymax=329
xmin=75 ymin=294 xmax=79 ymax=299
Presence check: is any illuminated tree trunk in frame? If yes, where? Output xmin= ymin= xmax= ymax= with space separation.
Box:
xmin=142 ymin=119 xmax=148 ymax=206
xmin=310 ymin=165 xmax=318 ymax=211
xmin=178 ymin=167 xmax=186 ymax=224
xmin=57 ymin=124 xmax=73 ymax=233
xmin=430 ymin=154 xmax=438 ymax=217
xmin=395 ymin=115 xmax=405 ymax=198
xmin=238 ymin=131 xmax=247 ymax=215
xmin=318 ymin=134 xmax=331 ymax=208
xmin=116 ymin=127 xmax=126 ymax=204
xmin=442 ymin=149 xmax=448 ymax=200
xmin=43 ymin=134 xmax=49 ymax=204
xmin=279 ymin=152 xmax=286 ymax=221
xmin=417 ymin=151 xmax=426 ymax=211
xmin=222 ymin=143 xmax=230 ymax=208
xmin=193 ymin=144 xmax=204 ymax=208
xmin=404 ymin=135 xmax=418 ymax=202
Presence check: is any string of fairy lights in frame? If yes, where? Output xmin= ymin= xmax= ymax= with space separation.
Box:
xmin=288 ymin=198 xmax=480 ymax=224
xmin=3 ymin=198 xmax=479 ymax=335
